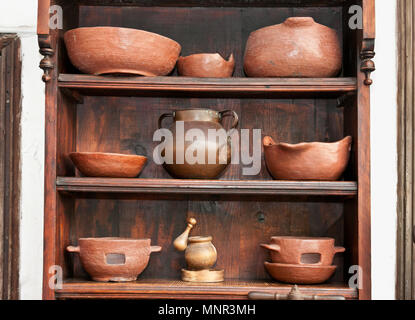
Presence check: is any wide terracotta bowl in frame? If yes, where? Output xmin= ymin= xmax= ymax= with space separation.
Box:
xmin=67 ymin=238 xmax=162 ymax=282
xmin=263 ymin=136 xmax=352 ymax=181
xmin=265 ymin=262 xmax=337 ymax=285
xmin=70 ymin=152 xmax=147 ymax=178
xmin=244 ymin=17 xmax=342 ymax=77
xmin=177 ymin=53 xmax=235 ymax=78
xmin=261 ymin=236 xmax=345 ymax=266
xmin=64 ymin=27 xmax=181 ymax=76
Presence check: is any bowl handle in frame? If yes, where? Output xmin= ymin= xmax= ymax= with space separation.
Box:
xmin=67 ymin=246 xmax=80 ymax=253
xmin=150 ymin=246 xmax=162 ymax=253
xmin=334 ymin=246 xmax=346 ymax=254
xmin=260 ymin=244 xmax=280 ymax=252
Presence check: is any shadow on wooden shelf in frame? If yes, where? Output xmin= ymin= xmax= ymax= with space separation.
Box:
xmin=58 ymin=74 xmax=357 ymax=99
xmin=56 ymin=279 xmax=358 ymax=300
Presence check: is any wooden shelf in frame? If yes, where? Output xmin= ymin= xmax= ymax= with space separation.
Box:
xmin=56 ymin=177 xmax=357 ymax=197
xmin=56 ymin=279 xmax=358 ymax=300
xmin=58 ymin=74 xmax=357 ymax=99
xmin=74 ymin=0 xmax=348 ymax=7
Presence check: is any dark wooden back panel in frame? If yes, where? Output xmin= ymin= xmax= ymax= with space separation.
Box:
xmin=77 ymin=6 xmax=345 ymax=76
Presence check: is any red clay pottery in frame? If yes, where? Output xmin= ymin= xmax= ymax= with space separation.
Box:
xmin=64 ymin=27 xmax=181 ymax=76
xmin=263 ymin=136 xmax=352 ymax=181
xmin=261 ymin=236 xmax=345 ymax=266
xmin=177 ymin=53 xmax=235 ymax=78
xmin=67 ymin=238 xmax=162 ymax=282
xmin=264 ymin=262 xmax=337 ymax=284
xmin=69 ymin=152 xmax=147 ymax=178
xmin=158 ymin=109 xmax=239 ymax=179
xmin=244 ymin=17 xmax=342 ymax=77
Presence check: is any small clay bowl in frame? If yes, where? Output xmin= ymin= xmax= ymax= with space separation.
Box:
xmin=64 ymin=27 xmax=181 ymax=76
xmin=264 ymin=262 xmax=337 ymax=285
xmin=263 ymin=136 xmax=352 ymax=181
xmin=261 ymin=236 xmax=345 ymax=266
xmin=70 ymin=152 xmax=147 ymax=178
xmin=177 ymin=53 xmax=235 ymax=78
xmin=67 ymin=238 xmax=162 ymax=282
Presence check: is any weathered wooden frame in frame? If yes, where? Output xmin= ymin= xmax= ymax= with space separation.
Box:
xmin=397 ymin=0 xmax=415 ymax=301
xmin=0 ymin=34 xmax=21 ymax=300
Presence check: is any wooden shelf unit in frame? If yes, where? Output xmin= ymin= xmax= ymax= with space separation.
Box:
xmin=38 ymin=0 xmax=375 ymax=300
xmin=58 ymin=74 xmax=357 ymax=98
xmin=56 ymin=279 xmax=358 ymax=300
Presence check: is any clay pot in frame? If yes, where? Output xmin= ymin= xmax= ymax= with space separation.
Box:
xmin=244 ymin=17 xmax=342 ymax=77
xmin=67 ymin=238 xmax=162 ymax=282
xmin=64 ymin=27 xmax=181 ymax=76
xmin=264 ymin=262 xmax=337 ymax=284
xmin=177 ymin=53 xmax=235 ymax=78
xmin=263 ymin=136 xmax=352 ymax=181
xmin=158 ymin=109 xmax=239 ymax=179
xmin=261 ymin=236 xmax=345 ymax=266
xmin=185 ymin=236 xmax=218 ymax=271
xmin=70 ymin=152 xmax=147 ymax=178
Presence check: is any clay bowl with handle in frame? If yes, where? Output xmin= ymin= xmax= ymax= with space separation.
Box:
xmin=264 ymin=262 xmax=337 ymax=285
xmin=70 ymin=152 xmax=147 ymax=178
xmin=177 ymin=53 xmax=235 ymax=78
xmin=261 ymin=236 xmax=345 ymax=266
xmin=263 ymin=136 xmax=352 ymax=181
xmin=64 ymin=27 xmax=181 ymax=76
xmin=67 ymin=238 xmax=162 ymax=282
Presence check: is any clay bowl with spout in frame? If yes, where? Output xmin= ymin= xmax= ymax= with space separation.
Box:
xmin=177 ymin=53 xmax=235 ymax=78
xmin=261 ymin=236 xmax=345 ymax=266
xmin=264 ymin=262 xmax=337 ymax=285
xmin=70 ymin=152 xmax=147 ymax=178
xmin=67 ymin=238 xmax=162 ymax=282
xmin=263 ymin=136 xmax=352 ymax=181
xmin=64 ymin=27 xmax=181 ymax=76
xmin=244 ymin=17 xmax=342 ymax=77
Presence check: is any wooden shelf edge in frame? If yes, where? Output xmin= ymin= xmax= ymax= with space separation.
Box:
xmin=56 ymin=177 xmax=358 ymax=196
xmin=56 ymin=279 xmax=358 ymax=300
xmin=58 ymin=74 xmax=357 ymax=96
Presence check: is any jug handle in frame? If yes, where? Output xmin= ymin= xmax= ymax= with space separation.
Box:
xmin=158 ymin=112 xmax=174 ymax=129
xmin=219 ymin=110 xmax=239 ymax=130
xmin=260 ymin=244 xmax=281 ymax=252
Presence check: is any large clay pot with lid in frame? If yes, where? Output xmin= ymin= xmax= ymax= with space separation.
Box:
xmin=244 ymin=17 xmax=342 ymax=77
xmin=158 ymin=109 xmax=239 ymax=179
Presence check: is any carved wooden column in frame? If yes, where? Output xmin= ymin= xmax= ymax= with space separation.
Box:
xmin=360 ymin=0 xmax=376 ymax=86
xmin=38 ymin=0 xmax=54 ymax=82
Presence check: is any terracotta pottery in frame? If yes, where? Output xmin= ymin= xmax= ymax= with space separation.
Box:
xmin=67 ymin=238 xmax=162 ymax=282
xmin=158 ymin=109 xmax=238 ymax=179
xmin=177 ymin=53 xmax=235 ymax=78
xmin=69 ymin=152 xmax=147 ymax=178
xmin=261 ymin=236 xmax=345 ymax=266
xmin=244 ymin=17 xmax=342 ymax=77
xmin=263 ymin=136 xmax=352 ymax=181
xmin=264 ymin=262 xmax=337 ymax=284
xmin=64 ymin=27 xmax=181 ymax=76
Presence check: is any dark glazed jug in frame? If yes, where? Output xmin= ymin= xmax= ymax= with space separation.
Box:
xmin=158 ymin=109 xmax=238 ymax=179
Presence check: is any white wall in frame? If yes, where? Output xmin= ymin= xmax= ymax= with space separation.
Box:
xmin=0 ymin=1 xmax=399 ymax=300
xmin=0 ymin=1 xmax=45 ymax=300
xmin=370 ymin=1 xmax=398 ymax=300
